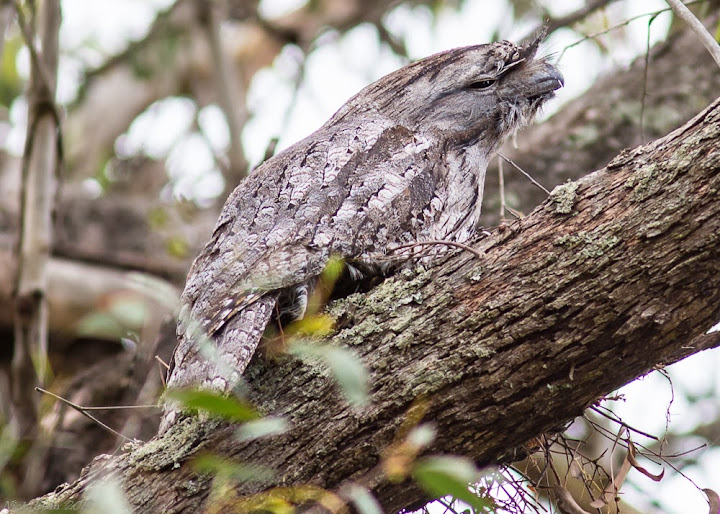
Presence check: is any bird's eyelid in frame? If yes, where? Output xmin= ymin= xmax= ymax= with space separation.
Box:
xmin=467 ymin=56 xmax=525 ymax=90
xmin=499 ymin=58 xmax=525 ymax=74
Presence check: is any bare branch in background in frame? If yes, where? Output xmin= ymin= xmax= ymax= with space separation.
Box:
xmin=11 ymin=0 xmax=61 ymax=439
xmin=665 ymin=0 xmax=720 ymax=68
xmin=11 ymin=0 xmax=61 ymax=498
xmin=197 ymin=0 xmax=249 ymax=193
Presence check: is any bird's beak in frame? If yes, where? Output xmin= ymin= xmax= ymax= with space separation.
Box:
xmin=526 ymin=62 xmax=564 ymax=100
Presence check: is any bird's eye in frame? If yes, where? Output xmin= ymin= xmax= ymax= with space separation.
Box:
xmin=467 ymin=79 xmax=496 ymax=90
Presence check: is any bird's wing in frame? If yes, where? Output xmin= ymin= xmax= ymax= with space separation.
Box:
xmin=181 ymin=121 xmax=443 ymax=338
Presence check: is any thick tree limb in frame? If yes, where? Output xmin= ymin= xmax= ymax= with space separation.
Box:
xmin=29 ymin=95 xmax=720 ymax=512
xmin=0 ymin=250 xmax=177 ymax=341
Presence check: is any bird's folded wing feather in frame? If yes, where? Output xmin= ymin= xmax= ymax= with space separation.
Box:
xmin=180 ymin=121 xmax=443 ymax=340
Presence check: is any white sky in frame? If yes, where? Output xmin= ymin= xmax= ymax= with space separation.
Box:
xmin=2 ymin=1 xmax=718 ymax=512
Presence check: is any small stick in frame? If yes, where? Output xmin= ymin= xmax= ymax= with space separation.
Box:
xmin=35 ymin=387 xmax=143 ymax=441
xmin=497 ymin=152 xmax=550 ymax=194
xmin=390 ymin=240 xmax=484 ymax=260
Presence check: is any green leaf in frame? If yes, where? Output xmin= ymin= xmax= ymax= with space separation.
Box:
xmin=321 ymin=255 xmax=345 ymax=283
xmin=166 ymin=389 xmax=259 ymax=422
xmin=291 ymin=343 xmax=368 ymax=406
xmin=165 ymin=235 xmax=190 ymax=258
xmin=107 ymin=295 xmax=148 ymax=328
xmin=413 ymin=456 xmax=493 ymax=512
xmin=76 ymin=312 xmax=125 ymax=339
xmin=0 ymin=36 xmax=23 ymax=107
xmin=289 ymin=313 xmax=335 ymax=337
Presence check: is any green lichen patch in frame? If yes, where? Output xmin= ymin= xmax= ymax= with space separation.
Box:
xmin=129 ymin=417 xmax=218 ymax=471
xmin=549 ymin=181 xmax=579 ymax=214
xmin=554 ymin=231 xmax=621 ymax=261
xmin=467 ymin=267 xmax=484 ymax=282
xmin=625 ymin=163 xmax=662 ymax=201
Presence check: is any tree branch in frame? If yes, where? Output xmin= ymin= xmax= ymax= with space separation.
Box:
xmin=12 ymin=0 xmax=61 ymax=438
xmin=28 ymin=96 xmax=720 ymax=513
xmin=665 ymin=0 xmax=720 ymax=68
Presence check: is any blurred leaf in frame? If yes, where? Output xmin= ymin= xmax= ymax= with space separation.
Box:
xmin=321 ymin=255 xmax=345 ymax=283
xmin=193 ymin=454 xmax=274 ymax=483
xmin=382 ymin=423 xmax=436 ymax=481
xmin=509 ymin=0 xmax=536 ymax=20
xmin=107 ymin=295 xmax=147 ymax=328
xmin=0 ymin=35 xmax=22 ymax=108
xmin=342 ymin=483 xmax=383 ymax=514
xmin=166 ymin=389 xmax=259 ymax=422
xmin=84 ymin=477 xmax=132 ymax=514
xmin=0 ymin=425 xmax=17 ymax=473
xmin=237 ymin=486 xmax=344 ymax=514
xmin=236 ymin=417 xmax=290 ymax=441
xmin=291 ymin=343 xmax=368 ymax=405
xmin=413 ymin=456 xmax=492 ymax=512
xmin=165 ymin=235 xmax=190 ymax=258
xmin=147 ymin=206 xmax=170 ymax=229
xmin=76 ymin=312 xmax=125 ymax=339
xmin=406 ymin=424 xmax=436 ymax=450
xmin=289 ymin=313 xmax=335 ymax=337
xmin=127 ymin=273 xmax=181 ymax=312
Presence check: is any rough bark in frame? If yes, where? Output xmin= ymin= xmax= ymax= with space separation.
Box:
xmin=29 ymin=96 xmax=720 ymax=513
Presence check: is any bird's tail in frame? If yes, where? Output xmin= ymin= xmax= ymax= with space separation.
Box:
xmin=159 ymin=295 xmax=277 ymax=433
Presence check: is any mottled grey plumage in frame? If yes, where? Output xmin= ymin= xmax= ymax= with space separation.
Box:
xmin=161 ymin=37 xmax=563 ymax=430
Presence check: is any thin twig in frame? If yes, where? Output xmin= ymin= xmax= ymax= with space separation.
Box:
xmin=36 ymin=387 xmax=134 ymax=442
xmin=73 ymin=404 xmax=159 ymax=411
xmin=557 ymin=1 xmax=707 ymax=63
xmin=522 ymin=0 xmax=620 ymax=45
xmin=497 ymin=152 xmax=550 ymax=194
xmin=498 ymin=155 xmax=506 ymax=220
xmin=13 ymin=0 xmax=53 ymax=96
xmin=389 ymin=240 xmax=484 ymax=260
xmin=155 ymin=355 xmax=170 ymax=370
xmin=665 ymin=0 xmax=720 ymax=69
xmin=589 ymin=405 xmax=659 ymax=440
xmin=638 ymin=13 xmax=662 ymax=144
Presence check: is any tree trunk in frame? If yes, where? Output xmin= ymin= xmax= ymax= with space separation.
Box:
xmin=29 ymin=95 xmax=720 ymax=513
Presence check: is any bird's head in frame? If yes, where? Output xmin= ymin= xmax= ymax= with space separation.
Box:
xmin=332 ymin=35 xmax=563 ymax=153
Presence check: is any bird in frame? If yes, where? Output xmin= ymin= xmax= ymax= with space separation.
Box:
xmin=160 ymin=35 xmax=563 ymax=431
